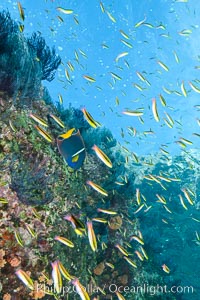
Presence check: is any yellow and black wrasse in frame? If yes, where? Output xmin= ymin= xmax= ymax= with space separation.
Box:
xmin=25 ymin=223 xmax=36 ymax=238
xmin=71 ymin=278 xmax=90 ymax=300
xmin=162 ymin=264 xmax=170 ymax=273
xmin=122 ymin=110 xmax=143 ymax=117
xmin=81 ymin=108 xmax=101 ymax=128
xmin=51 ymin=260 xmax=62 ymax=294
xmin=57 ymin=128 xmax=86 ymax=170
xmin=17 ymin=2 xmax=25 ymax=21
xmin=97 ymin=208 xmax=117 ymax=215
xmin=115 ymin=244 xmax=129 ymax=256
xmin=105 ymin=262 xmax=114 ymax=269
xmin=92 ymin=144 xmax=112 ymax=168
xmin=92 ymin=217 xmax=107 ymax=223
xmin=179 ymin=194 xmax=188 ymax=210
xmin=140 ymin=246 xmax=148 ymax=260
xmin=135 ymin=250 xmax=144 ymax=261
xmin=130 ymin=235 xmax=144 ymax=245
xmin=83 ymin=74 xmax=96 ymax=82
xmin=123 ymin=256 xmax=137 ymax=268
xmin=54 ymin=236 xmax=74 ymax=248
xmin=57 ymin=261 xmax=74 ymax=281
xmin=49 ymin=114 xmax=65 ymax=128
xmin=29 ymin=113 xmax=48 ymax=127
xmin=15 ymin=269 xmax=34 ymax=290
xmin=14 ymin=230 xmax=24 ymax=247
xmin=64 ymin=214 xmax=85 ymax=235
xmin=87 ymin=221 xmax=97 ymax=252
xmin=34 ymin=125 xmax=53 ymax=143
xmin=182 ymin=188 xmax=194 ymax=205
xmin=87 ymin=180 xmax=108 ymax=196
xmin=152 ymin=98 xmax=160 ymax=122
xmin=136 ymin=188 xmax=141 ymax=205
xmin=115 ymin=291 xmax=126 ymax=300
xmin=56 ymin=7 xmax=73 ymax=14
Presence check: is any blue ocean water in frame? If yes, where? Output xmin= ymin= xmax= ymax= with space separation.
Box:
xmin=0 ymin=0 xmax=199 ymax=300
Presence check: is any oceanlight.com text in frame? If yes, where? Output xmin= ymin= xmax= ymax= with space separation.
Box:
xmin=36 ymin=283 xmax=194 ymax=297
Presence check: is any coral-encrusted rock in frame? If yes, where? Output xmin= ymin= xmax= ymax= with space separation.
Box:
xmin=93 ymin=262 xmax=105 ymax=276
xmin=108 ymin=215 xmax=122 ymax=230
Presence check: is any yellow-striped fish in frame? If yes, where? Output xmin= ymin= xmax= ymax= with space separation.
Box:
xmin=83 ymin=75 xmax=96 ymax=82
xmin=87 ymin=221 xmax=97 ymax=252
xmin=51 ymin=260 xmax=62 ymax=294
xmin=152 ymin=98 xmax=160 ymax=122
xmin=54 ymin=236 xmax=74 ymax=248
xmin=87 ymin=180 xmax=108 ymax=196
xmin=97 ymin=208 xmax=117 ymax=215
xmin=71 ymin=278 xmax=90 ymax=300
xmin=56 ymin=7 xmax=73 ymax=14
xmin=81 ymin=108 xmax=101 ymax=128
xmin=34 ymin=125 xmax=52 ymax=142
xmin=92 ymin=144 xmax=112 ymax=168
xmin=15 ymin=269 xmax=34 ymax=290
xmin=17 ymin=2 xmax=25 ymax=21
xmin=49 ymin=114 xmax=65 ymax=128
xmin=29 ymin=113 xmax=48 ymax=127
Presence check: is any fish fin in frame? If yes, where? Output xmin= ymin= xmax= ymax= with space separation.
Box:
xmin=59 ymin=128 xmax=75 ymax=139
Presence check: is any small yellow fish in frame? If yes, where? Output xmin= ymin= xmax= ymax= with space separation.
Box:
xmin=51 ymin=260 xmax=62 ymax=294
xmin=17 ymin=2 xmax=25 ymax=21
xmin=122 ymin=110 xmax=143 ymax=117
xmin=130 ymin=235 xmax=144 ymax=245
xmin=110 ymin=72 xmax=122 ymax=80
xmin=56 ymin=7 xmax=73 ymax=14
xmin=135 ymin=250 xmax=144 ymax=261
xmin=162 ymin=264 xmax=170 ymax=273
xmin=87 ymin=180 xmax=108 ymax=196
xmin=34 ymin=125 xmax=53 ymax=143
xmin=100 ymin=2 xmax=105 ymax=13
xmin=119 ymin=29 xmax=130 ymax=39
xmin=15 ymin=269 xmax=34 ymax=290
xmin=49 ymin=114 xmax=65 ymax=128
xmin=115 ymin=52 xmax=128 ymax=62
xmin=106 ymin=11 xmax=116 ymax=23
xmin=92 ymin=144 xmax=112 ymax=168
xmin=83 ymin=75 xmax=96 ymax=82
xmin=136 ymin=188 xmax=141 ymax=205
xmin=58 ymin=94 xmax=63 ymax=104
xmin=87 ymin=221 xmax=97 ymax=252
xmin=181 ymin=188 xmax=194 ymax=205
xmin=14 ymin=230 xmax=24 ymax=247
xmin=189 ymin=81 xmax=200 ymax=93
xmin=116 ymin=291 xmax=126 ymax=300
xmin=29 ymin=113 xmax=48 ymax=127
xmin=152 ymin=98 xmax=160 ymax=122
xmin=123 ymin=256 xmax=137 ymax=268
xmin=97 ymin=208 xmax=117 ymax=215
xmin=181 ymin=81 xmax=187 ymax=97
xmin=81 ymin=108 xmax=101 ymax=128
xmin=57 ymin=260 xmax=74 ymax=281
xmin=25 ymin=224 xmax=36 ymax=238
xmin=115 ymin=244 xmax=129 ymax=256
xmin=120 ymin=39 xmax=133 ymax=48
xmin=72 ymin=278 xmax=90 ymax=300
xmin=92 ymin=217 xmax=107 ymax=223
xmin=179 ymin=194 xmax=188 ymax=210
xmin=55 ymin=236 xmax=74 ymax=248
xmin=135 ymin=16 xmax=146 ymax=28
xmin=157 ymin=60 xmax=169 ymax=71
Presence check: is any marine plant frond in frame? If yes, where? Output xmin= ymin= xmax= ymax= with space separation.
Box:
xmin=27 ymin=32 xmax=61 ymax=81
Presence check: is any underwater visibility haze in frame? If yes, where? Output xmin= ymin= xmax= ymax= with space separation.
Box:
xmin=0 ymin=0 xmax=199 ymax=300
